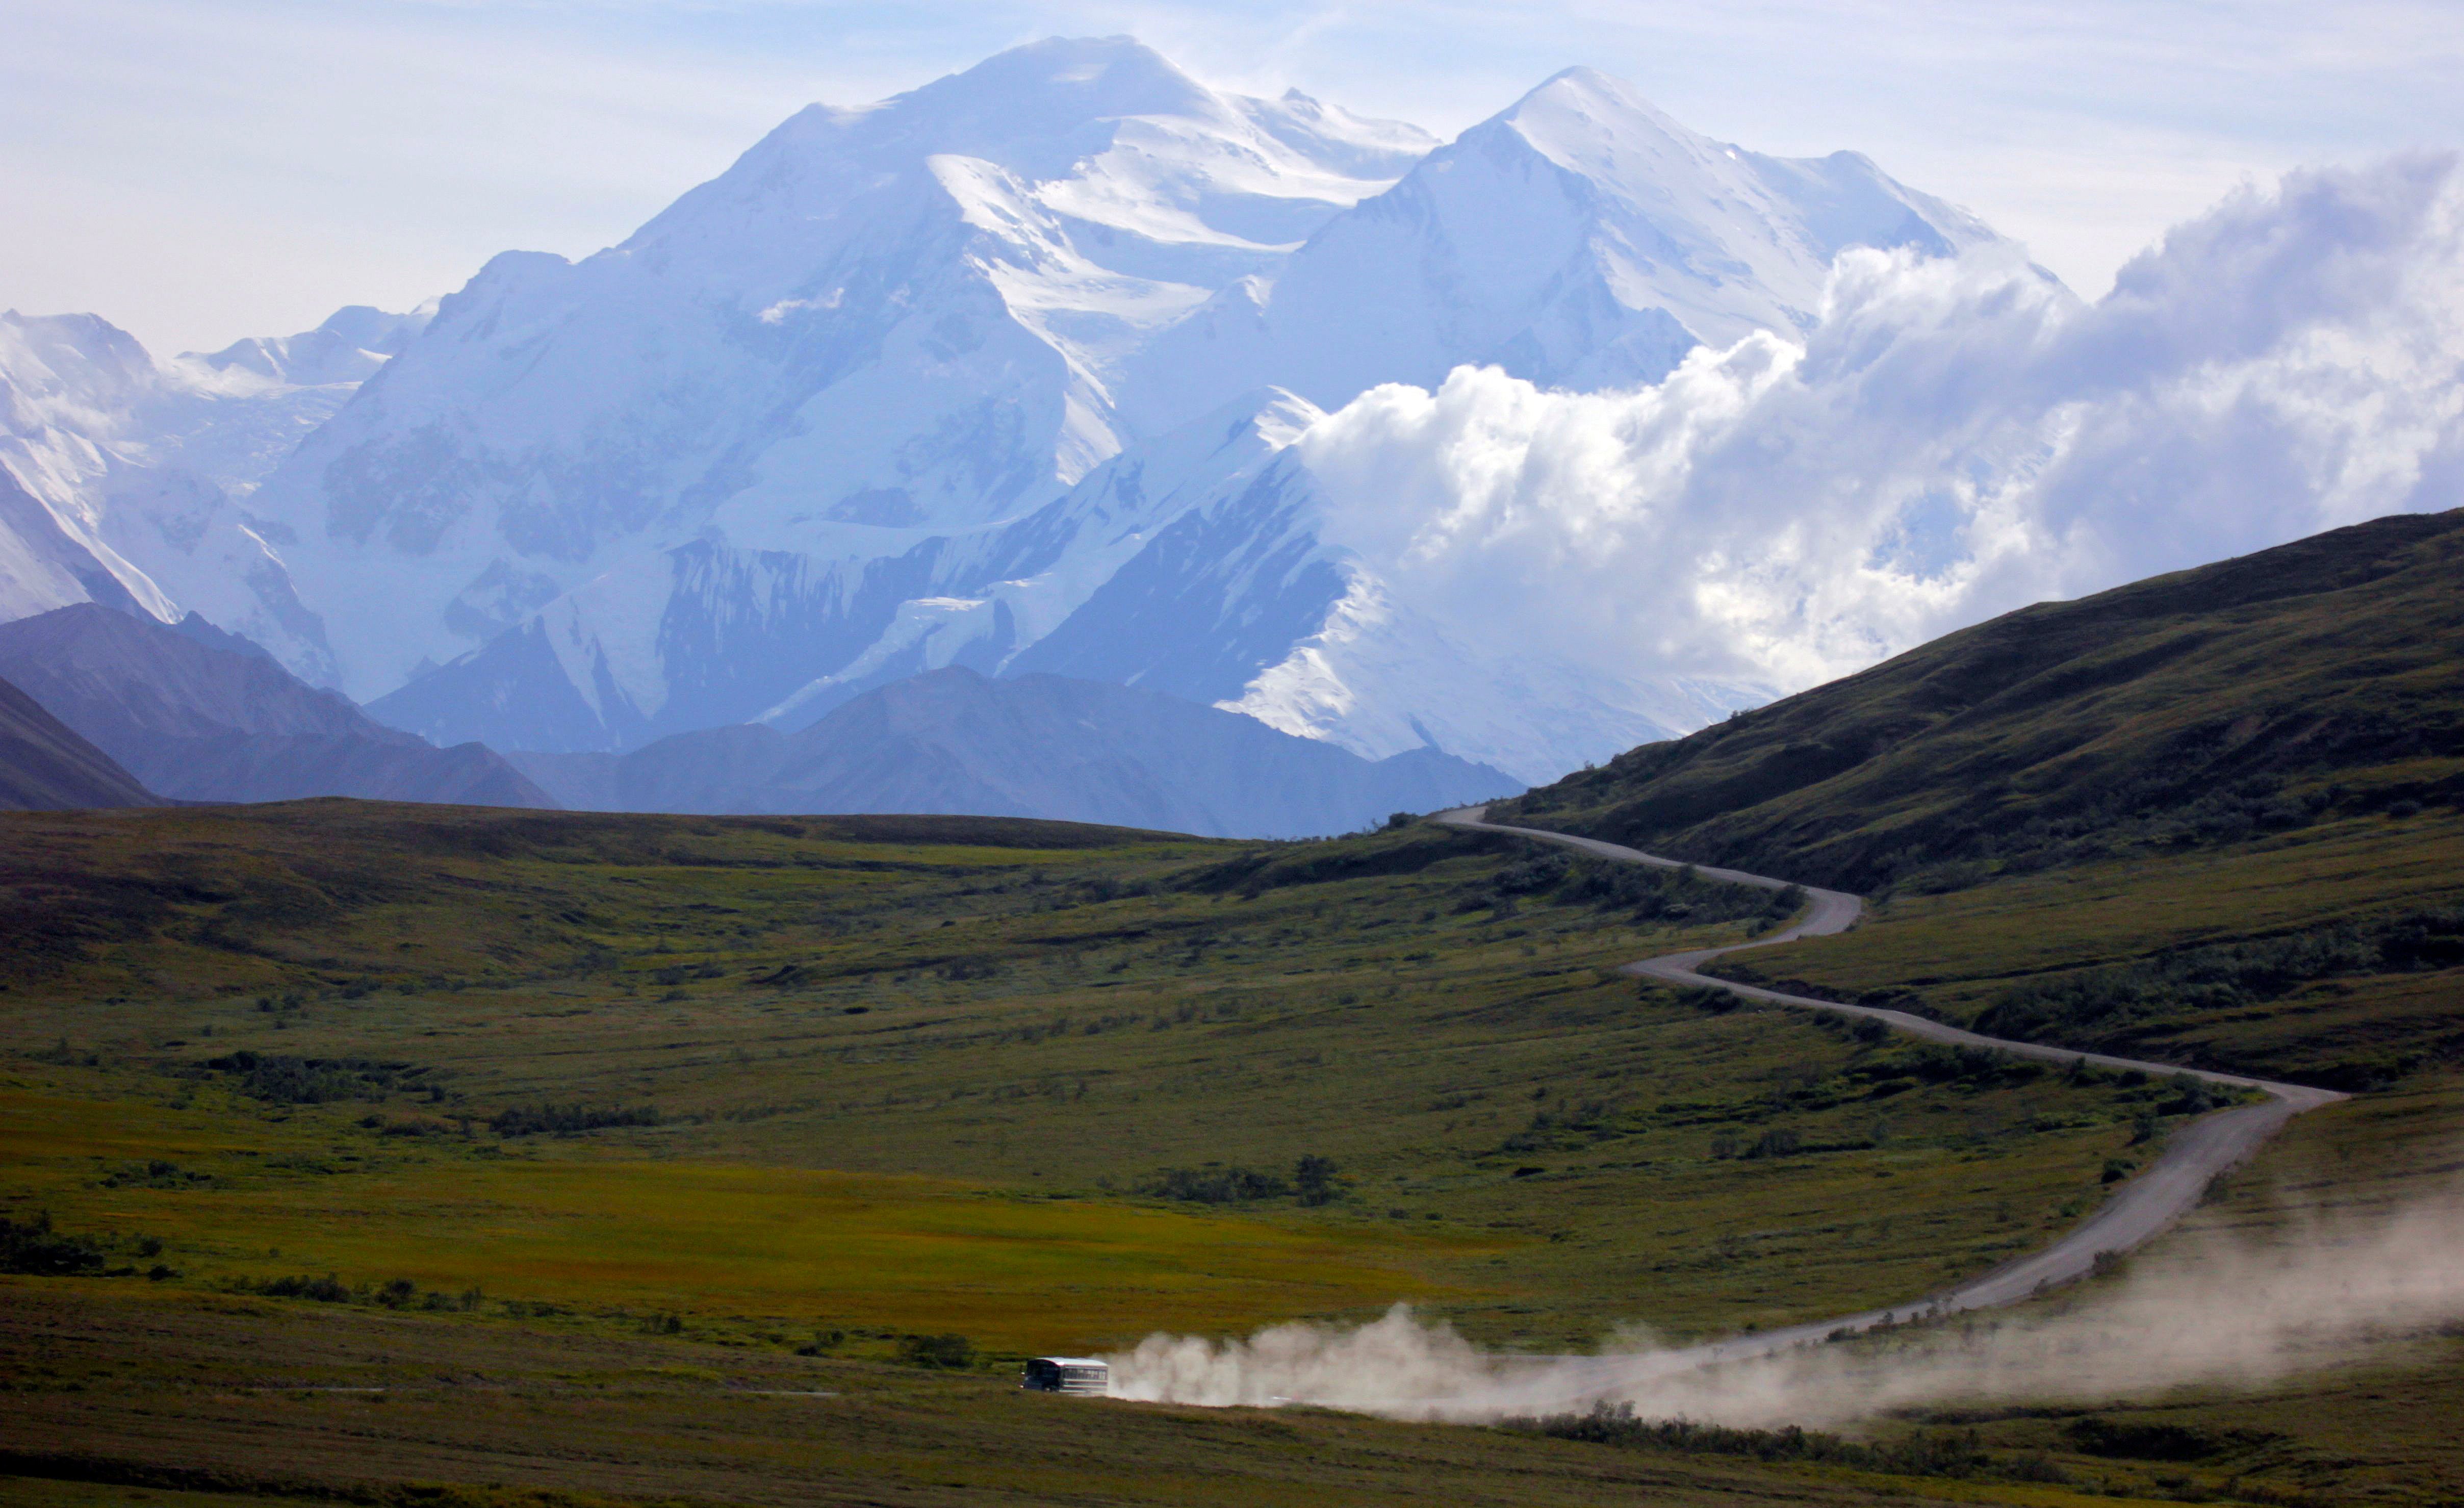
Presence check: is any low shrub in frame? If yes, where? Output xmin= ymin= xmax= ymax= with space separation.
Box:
xmin=2063 ymin=1416 xmax=2280 ymax=1462
xmin=896 ymin=1332 xmax=975 ymax=1369
xmin=1141 ymin=1155 xmax=1343 ymax=1206
xmin=1502 ymin=1401 xmax=2071 ymax=1485
xmin=0 ymin=1213 xmax=108 ymax=1276
xmin=203 ymin=1051 xmax=422 ymax=1106
xmin=1974 ymin=906 xmax=2464 ymax=1057
xmin=487 ymin=1104 xmax=660 ymax=1137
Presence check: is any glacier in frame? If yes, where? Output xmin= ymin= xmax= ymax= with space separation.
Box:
xmin=0 ymin=302 xmax=431 ymax=684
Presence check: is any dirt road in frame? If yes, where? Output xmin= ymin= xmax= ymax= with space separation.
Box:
xmin=1435 ymin=806 xmax=2345 ymax=1371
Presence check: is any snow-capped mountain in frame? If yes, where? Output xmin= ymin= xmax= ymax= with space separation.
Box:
xmin=242 ymin=37 xmax=1433 ymax=704
xmin=365 ymin=388 xmax=1330 ymax=752
xmin=4 ymin=38 xmax=2016 ymax=786
xmin=1119 ymin=66 xmax=2004 ymax=428
xmin=0 ymin=303 xmax=431 ymax=682
xmin=1 ymin=312 xmax=191 ymax=628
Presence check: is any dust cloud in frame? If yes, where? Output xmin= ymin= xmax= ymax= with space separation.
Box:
xmin=1106 ymin=1191 xmax=2464 ymax=1426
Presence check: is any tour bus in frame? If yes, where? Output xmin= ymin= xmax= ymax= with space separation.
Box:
xmin=1020 ymin=1356 xmax=1110 ymax=1395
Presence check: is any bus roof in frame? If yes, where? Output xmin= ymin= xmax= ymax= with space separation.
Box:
xmin=1029 ymin=1357 xmax=1109 ymax=1368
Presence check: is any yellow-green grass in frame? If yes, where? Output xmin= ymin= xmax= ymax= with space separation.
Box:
xmin=0 ymin=1080 xmax=1499 ymax=1351
xmin=0 ymin=992 xmax=2150 ymax=1354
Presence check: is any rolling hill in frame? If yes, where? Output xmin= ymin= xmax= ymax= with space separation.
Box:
xmin=1486 ymin=507 xmax=2463 ymax=1091
xmin=1502 ymin=506 xmax=2464 ymax=891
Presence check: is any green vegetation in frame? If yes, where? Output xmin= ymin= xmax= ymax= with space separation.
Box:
xmin=1500 ymin=506 xmax=2464 ymax=1092
xmin=1970 ymin=903 xmax=2463 ymax=1086
xmin=0 ymin=796 xmax=2199 ymax=1503
xmin=1466 ymin=506 xmax=2464 ymax=1505
xmin=0 ymin=1269 xmax=2229 ymax=1508
xmin=1713 ymin=808 xmax=2464 ymax=1087
xmin=0 ymin=800 xmax=2176 ymax=1352
xmin=1 ymin=1212 xmax=111 ymax=1275
xmin=1505 ymin=1403 xmax=2078 ymax=1487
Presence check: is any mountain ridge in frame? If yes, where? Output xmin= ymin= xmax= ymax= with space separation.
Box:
xmin=0 ymin=671 xmax=158 ymax=810
xmin=510 ymin=664 xmax=1520 ymax=838
xmin=0 ymin=605 xmax=554 ymax=808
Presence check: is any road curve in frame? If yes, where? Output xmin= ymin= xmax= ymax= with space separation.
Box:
xmin=1434 ymin=805 xmax=2345 ymax=1378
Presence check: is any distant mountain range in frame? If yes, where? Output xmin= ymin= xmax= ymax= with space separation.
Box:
xmin=0 ymin=670 xmax=155 ymax=810
xmin=0 ymin=36 xmax=2011 ymax=786
xmin=509 ymin=666 xmax=1519 ymax=838
xmin=0 ymin=601 xmax=1515 ymax=833
xmin=0 ymin=605 xmax=551 ymax=807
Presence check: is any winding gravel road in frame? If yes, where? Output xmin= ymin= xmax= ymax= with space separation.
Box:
xmin=1435 ymin=806 xmax=2345 ymax=1372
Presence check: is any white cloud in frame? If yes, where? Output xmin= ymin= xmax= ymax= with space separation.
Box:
xmin=1295 ymin=154 xmax=2464 ymax=706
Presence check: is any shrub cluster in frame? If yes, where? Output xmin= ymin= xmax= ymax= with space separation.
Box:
xmin=1455 ymin=852 xmax=1801 ymax=928
xmin=240 ymin=1273 xmax=483 ymax=1310
xmin=486 ymin=1103 xmax=661 ymax=1137
xmin=895 ymin=1332 xmax=976 ymax=1369
xmin=1502 ymin=1402 xmax=2073 ymax=1485
xmin=0 ymin=1213 xmax=109 ymax=1275
xmin=1140 ymin=1155 xmax=1342 ymax=1206
xmin=97 ymin=1158 xmax=215 ymax=1190
xmin=202 ymin=1050 xmax=421 ymax=1106
xmin=0 ymin=1214 xmax=172 ymax=1279
xmin=2063 ymin=1416 xmax=2274 ymax=1461
xmin=1846 ymin=1043 xmax=2046 ymax=1094
xmin=1568 ymin=859 xmax=1800 ymax=927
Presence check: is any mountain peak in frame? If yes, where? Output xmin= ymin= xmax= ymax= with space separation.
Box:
xmin=1517 ymin=66 xmax=1680 ymax=118
xmin=895 ymin=34 xmax=1221 ymax=135
xmin=186 ymin=302 xmax=434 ymax=387
xmin=1490 ymin=64 xmax=1716 ymax=176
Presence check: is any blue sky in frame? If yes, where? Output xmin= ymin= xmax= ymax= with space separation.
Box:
xmin=8 ymin=0 xmax=2461 ymax=354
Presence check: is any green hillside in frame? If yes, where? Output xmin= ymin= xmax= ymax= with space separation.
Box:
xmin=1504 ymin=507 xmax=2464 ymax=893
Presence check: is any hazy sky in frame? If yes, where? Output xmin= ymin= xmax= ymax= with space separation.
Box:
xmin=7 ymin=0 xmax=2461 ymax=356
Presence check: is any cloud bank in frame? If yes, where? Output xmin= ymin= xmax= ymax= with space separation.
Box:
xmin=1298 ymin=153 xmax=2464 ymax=702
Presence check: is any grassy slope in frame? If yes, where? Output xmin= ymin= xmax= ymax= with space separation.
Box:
xmin=1712 ymin=806 xmax=2464 ymax=1085
xmin=1498 ymin=508 xmax=2464 ymax=1086
xmin=1503 ymin=507 xmax=2464 ymax=894
xmin=0 ymin=1279 xmax=2198 ymax=1508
